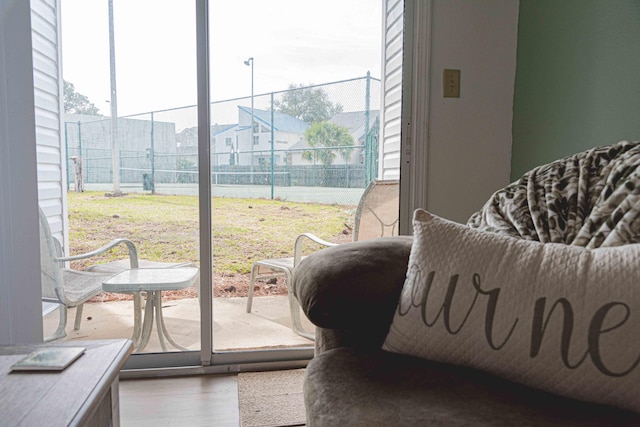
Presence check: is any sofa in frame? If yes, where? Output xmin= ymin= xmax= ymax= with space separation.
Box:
xmin=293 ymin=141 xmax=640 ymax=426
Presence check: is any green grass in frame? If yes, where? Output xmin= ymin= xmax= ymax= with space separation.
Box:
xmin=67 ymin=192 xmax=353 ymax=275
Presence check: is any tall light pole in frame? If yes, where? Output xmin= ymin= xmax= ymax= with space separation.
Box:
xmin=244 ymin=57 xmax=254 ymax=184
xmin=108 ymin=0 xmax=121 ymax=195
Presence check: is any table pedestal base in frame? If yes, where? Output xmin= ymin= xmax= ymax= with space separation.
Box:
xmin=102 ymin=267 xmax=199 ymax=352
xmin=136 ymin=291 xmax=188 ymax=352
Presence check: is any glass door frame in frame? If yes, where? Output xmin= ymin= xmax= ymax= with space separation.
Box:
xmin=124 ymin=0 xmax=420 ymax=373
xmin=123 ymin=0 xmax=314 ymax=372
xmin=399 ymin=0 xmax=431 ymax=235
xmin=197 ymin=0 xmax=314 ymax=370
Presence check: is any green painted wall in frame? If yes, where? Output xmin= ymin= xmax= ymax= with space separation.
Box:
xmin=511 ymin=0 xmax=640 ymax=179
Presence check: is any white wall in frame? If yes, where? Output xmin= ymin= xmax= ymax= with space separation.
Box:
xmin=403 ymin=0 xmax=519 ymax=225
xmin=0 ymin=0 xmax=44 ymax=344
xmin=33 ymin=0 xmax=67 ymax=247
xmin=380 ymin=0 xmax=404 ymax=180
xmin=426 ymin=0 xmax=518 ymax=223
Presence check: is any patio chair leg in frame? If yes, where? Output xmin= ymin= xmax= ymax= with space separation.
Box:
xmin=246 ymin=263 xmax=260 ymax=313
xmin=285 ymin=273 xmax=314 ymax=341
xmin=74 ymin=303 xmax=84 ymax=330
xmin=45 ymin=306 xmax=68 ymax=342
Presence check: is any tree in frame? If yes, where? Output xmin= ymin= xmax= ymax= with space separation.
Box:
xmin=63 ymin=80 xmax=100 ymax=115
xmin=303 ymin=121 xmax=354 ymax=166
xmin=176 ymin=158 xmax=197 ymax=183
xmin=274 ymin=83 xmax=343 ymax=124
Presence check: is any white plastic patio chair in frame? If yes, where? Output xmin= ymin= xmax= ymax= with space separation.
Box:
xmin=41 ymin=208 xmax=199 ymax=347
xmin=246 ymin=179 xmax=400 ymax=340
xmin=39 ymin=207 xmax=139 ymax=341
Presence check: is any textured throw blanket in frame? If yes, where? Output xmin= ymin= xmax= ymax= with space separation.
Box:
xmin=468 ymin=140 xmax=640 ymax=248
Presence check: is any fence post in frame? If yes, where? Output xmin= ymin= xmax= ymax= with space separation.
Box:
xmin=364 ymin=71 xmax=371 ymax=186
xmin=345 ymin=158 xmax=349 ymax=188
xmin=365 ymin=70 xmax=371 ymax=143
xmin=77 ymin=121 xmax=83 ymax=184
xmin=270 ymin=92 xmax=275 ymax=199
xmin=150 ymin=112 xmax=155 ymax=194
xmin=108 ymin=0 xmax=121 ymax=194
xmin=313 ymin=155 xmax=317 ymax=186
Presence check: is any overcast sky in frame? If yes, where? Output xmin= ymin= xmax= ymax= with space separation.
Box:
xmin=61 ymin=0 xmax=382 ymax=119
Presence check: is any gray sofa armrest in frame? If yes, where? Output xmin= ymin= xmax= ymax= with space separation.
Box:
xmin=292 ymin=236 xmax=412 ymax=353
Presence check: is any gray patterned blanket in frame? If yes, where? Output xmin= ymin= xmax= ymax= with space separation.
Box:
xmin=468 ymin=140 xmax=640 ymax=248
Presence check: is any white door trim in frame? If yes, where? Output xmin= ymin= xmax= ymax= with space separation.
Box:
xmin=399 ymin=0 xmax=432 ymax=235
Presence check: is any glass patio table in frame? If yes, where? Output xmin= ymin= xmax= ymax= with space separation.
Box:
xmin=103 ymin=267 xmax=199 ymax=352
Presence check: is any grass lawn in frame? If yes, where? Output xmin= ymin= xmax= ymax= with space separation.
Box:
xmin=67 ymin=191 xmax=354 ymax=297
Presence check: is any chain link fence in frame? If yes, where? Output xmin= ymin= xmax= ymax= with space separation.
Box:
xmin=65 ymin=75 xmax=380 ymax=206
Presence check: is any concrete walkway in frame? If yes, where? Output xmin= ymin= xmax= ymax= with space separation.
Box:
xmin=43 ymin=295 xmax=314 ymax=353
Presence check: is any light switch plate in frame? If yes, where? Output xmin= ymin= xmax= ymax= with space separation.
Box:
xmin=443 ymin=69 xmax=460 ymax=98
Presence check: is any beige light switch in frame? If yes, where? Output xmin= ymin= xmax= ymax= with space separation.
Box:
xmin=443 ymin=69 xmax=460 ymax=98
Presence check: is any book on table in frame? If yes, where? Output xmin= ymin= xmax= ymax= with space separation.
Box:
xmin=10 ymin=347 xmax=86 ymax=372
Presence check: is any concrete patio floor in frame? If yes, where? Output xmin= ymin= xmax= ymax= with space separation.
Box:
xmin=43 ymin=295 xmax=315 ymax=353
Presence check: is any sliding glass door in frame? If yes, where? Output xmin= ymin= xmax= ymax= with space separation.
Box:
xmin=42 ymin=0 xmax=398 ymax=369
xmin=205 ymin=1 xmax=385 ymax=358
xmin=43 ymin=0 xmax=203 ymax=367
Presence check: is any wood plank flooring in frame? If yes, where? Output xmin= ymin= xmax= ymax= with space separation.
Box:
xmin=119 ymin=374 xmax=240 ymax=426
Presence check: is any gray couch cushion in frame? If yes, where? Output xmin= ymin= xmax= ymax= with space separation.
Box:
xmin=293 ymin=237 xmax=412 ymax=332
xmin=304 ymin=348 xmax=640 ymax=427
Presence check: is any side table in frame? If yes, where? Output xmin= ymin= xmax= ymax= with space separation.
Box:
xmin=103 ymin=267 xmax=199 ymax=352
xmin=0 ymin=339 xmax=132 ymax=426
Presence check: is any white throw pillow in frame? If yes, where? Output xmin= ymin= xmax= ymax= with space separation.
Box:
xmin=383 ymin=209 xmax=640 ymax=413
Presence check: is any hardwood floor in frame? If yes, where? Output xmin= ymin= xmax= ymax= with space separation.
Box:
xmin=119 ymin=374 xmax=240 ymax=426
